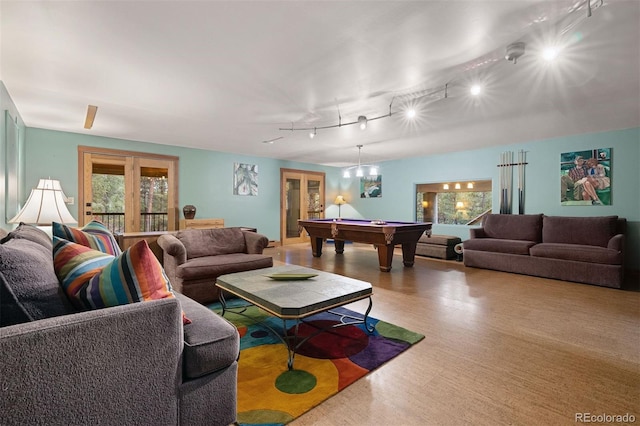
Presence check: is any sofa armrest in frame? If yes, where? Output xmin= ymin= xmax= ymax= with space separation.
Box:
xmin=243 ymin=231 xmax=269 ymax=254
xmin=158 ymin=234 xmax=187 ymax=293
xmin=607 ymin=234 xmax=625 ymax=252
xmin=158 ymin=233 xmax=187 ymax=263
xmin=469 ymin=228 xmax=487 ymax=238
xmin=0 ymin=299 xmax=183 ymax=425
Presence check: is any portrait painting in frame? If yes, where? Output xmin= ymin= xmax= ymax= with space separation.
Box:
xmin=560 ymin=148 xmax=611 ymax=206
xmin=233 ymin=163 xmax=258 ymax=196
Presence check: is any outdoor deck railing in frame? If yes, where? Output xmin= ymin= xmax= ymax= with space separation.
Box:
xmin=90 ymin=212 xmax=168 ymax=234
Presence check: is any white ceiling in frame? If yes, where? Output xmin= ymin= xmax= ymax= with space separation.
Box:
xmin=2 ymin=0 xmax=639 ymax=167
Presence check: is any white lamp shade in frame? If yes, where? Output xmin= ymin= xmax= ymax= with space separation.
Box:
xmin=334 ymin=195 xmax=346 ymax=205
xmin=8 ymin=179 xmax=77 ymax=225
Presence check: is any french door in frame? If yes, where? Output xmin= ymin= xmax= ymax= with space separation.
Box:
xmin=280 ymin=169 xmax=325 ymax=245
xmin=77 ymin=146 xmax=179 ymax=233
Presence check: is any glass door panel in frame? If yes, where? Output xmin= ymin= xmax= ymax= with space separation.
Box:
xmin=285 ymin=177 xmax=302 ymax=238
xmin=91 ymin=165 xmax=126 ymax=233
xmin=280 ymin=169 xmax=325 ymax=245
xmin=307 ymin=179 xmax=323 ymax=219
xmin=79 ymin=147 xmax=178 ymax=233
xmin=139 ymin=166 xmax=169 ymax=231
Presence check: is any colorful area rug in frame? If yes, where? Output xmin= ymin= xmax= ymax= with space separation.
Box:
xmin=209 ymin=300 xmax=424 ymax=426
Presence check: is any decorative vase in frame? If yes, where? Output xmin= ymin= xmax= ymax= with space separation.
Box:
xmin=183 ymin=205 xmax=196 ymax=220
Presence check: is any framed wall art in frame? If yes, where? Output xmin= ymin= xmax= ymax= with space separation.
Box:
xmin=360 ymin=175 xmax=381 ymax=198
xmin=233 ymin=162 xmax=258 ymax=196
xmin=560 ymin=148 xmax=611 ymax=206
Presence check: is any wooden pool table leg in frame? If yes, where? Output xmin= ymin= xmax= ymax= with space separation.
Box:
xmin=334 ymin=240 xmax=345 ymax=254
xmin=310 ymin=237 xmax=323 ymax=257
xmin=377 ymin=245 xmax=394 ymax=272
xmin=401 ymin=242 xmax=417 ymax=267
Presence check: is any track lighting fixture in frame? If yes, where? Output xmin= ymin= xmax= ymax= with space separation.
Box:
xmin=279 ymin=98 xmax=394 ymax=136
xmin=543 ymin=46 xmax=559 ymax=61
xmin=358 ymin=116 xmax=368 ymax=130
xmin=272 ymin=1 xmax=602 ymax=143
xmin=505 ymin=42 xmax=525 ymax=64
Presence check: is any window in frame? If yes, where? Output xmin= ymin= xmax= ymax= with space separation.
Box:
xmin=416 ymin=180 xmax=492 ymax=225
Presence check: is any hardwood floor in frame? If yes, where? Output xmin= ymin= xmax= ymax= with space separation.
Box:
xmin=262 ymin=242 xmax=640 ymax=426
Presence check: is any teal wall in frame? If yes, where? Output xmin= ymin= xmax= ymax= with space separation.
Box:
xmin=22 ymin=127 xmax=341 ymax=241
xmin=2 ymin=80 xmax=639 ymax=270
xmin=345 ymin=127 xmax=640 ymax=268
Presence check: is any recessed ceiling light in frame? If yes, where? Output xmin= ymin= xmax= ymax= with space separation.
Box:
xmin=406 ymin=109 xmax=416 ymax=119
xmin=470 ymin=85 xmax=482 ymax=96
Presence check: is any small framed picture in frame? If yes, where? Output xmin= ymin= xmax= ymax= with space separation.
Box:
xmin=233 ymin=163 xmax=258 ymax=196
xmin=360 ymin=175 xmax=382 ymax=198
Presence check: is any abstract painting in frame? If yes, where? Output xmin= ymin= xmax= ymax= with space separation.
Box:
xmin=233 ymin=163 xmax=258 ymax=196
xmin=360 ymin=175 xmax=382 ymax=198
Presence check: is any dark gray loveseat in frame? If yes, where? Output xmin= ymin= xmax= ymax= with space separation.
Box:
xmin=463 ymin=214 xmax=626 ymax=288
xmin=0 ymin=225 xmax=240 ymax=426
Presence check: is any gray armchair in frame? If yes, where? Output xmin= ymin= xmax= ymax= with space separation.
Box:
xmin=158 ymin=227 xmax=272 ymax=304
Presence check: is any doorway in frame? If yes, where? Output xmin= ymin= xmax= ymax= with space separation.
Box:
xmin=280 ymin=168 xmax=325 ymax=245
xmin=78 ymin=146 xmax=179 ymax=233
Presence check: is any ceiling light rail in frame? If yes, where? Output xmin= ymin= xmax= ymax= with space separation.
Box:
xmin=279 ymin=97 xmax=396 ymax=136
xmin=272 ymin=1 xmax=604 ymax=142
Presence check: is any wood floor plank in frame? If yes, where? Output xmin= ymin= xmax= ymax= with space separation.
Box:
xmin=262 ymin=243 xmax=640 ymax=425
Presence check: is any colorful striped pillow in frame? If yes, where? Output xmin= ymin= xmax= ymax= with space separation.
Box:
xmin=53 ymin=220 xmax=122 ymax=256
xmin=53 ymin=237 xmax=190 ymax=324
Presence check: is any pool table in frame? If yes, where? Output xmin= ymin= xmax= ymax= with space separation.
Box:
xmin=297 ymin=218 xmax=432 ymax=272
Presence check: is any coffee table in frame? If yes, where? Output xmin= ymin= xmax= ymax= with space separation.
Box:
xmin=216 ymin=265 xmax=374 ymax=370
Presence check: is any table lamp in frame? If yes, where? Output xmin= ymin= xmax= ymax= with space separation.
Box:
xmin=334 ymin=195 xmax=346 ymax=218
xmin=8 ymin=178 xmax=77 ymax=230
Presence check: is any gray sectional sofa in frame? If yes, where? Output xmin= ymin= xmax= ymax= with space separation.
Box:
xmin=463 ymin=214 xmax=626 ymax=288
xmin=0 ymin=225 xmax=240 ymax=426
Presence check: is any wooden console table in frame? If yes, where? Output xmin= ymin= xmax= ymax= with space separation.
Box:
xmin=178 ymin=218 xmax=224 ymax=230
xmin=116 ymin=231 xmax=167 ymax=263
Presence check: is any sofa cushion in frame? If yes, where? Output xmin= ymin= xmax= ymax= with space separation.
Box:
xmin=177 ymin=254 xmax=273 ymax=281
xmin=530 ymin=243 xmax=623 ymax=265
xmin=462 ymin=238 xmax=536 ymax=255
xmin=175 ymin=293 xmax=239 ymax=379
xmin=417 ymin=234 xmax=461 ymax=246
xmin=53 ymin=237 xmax=190 ymax=324
xmin=177 ymin=228 xmax=247 ymax=259
xmin=482 ymin=214 xmax=543 ymax=242
xmin=0 ymin=222 xmax=53 ymax=249
xmin=1 ymin=238 xmax=76 ymax=326
xmin=542 ymin=215 xmax=618 ymax=247
xmin=53 ymin=220 xmax=122 ymax=255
